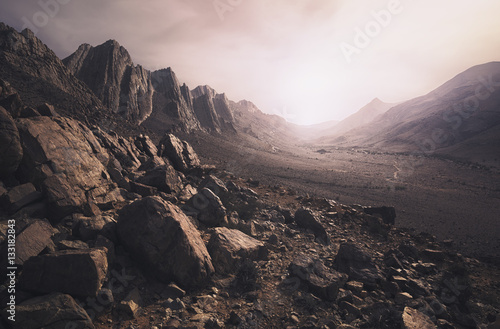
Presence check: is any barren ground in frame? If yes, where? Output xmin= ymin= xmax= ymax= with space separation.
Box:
xmin=180 ymin=132 xmax=500 ymax=262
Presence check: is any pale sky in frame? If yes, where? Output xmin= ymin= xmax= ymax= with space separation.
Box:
xmin=1 ymin=0 xmax=500 ymax=124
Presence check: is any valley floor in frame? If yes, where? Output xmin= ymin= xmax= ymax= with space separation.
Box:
xmin=181 ymin=132 xmax=500 ymax=262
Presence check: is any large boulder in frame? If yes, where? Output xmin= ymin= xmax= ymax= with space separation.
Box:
xmin=289 ymin=254 xmax=348 ymax=301
xmin=91 ymin=126 xmax=141 ymax=170
xmin=19 ymin=248 xmax=108 ymax=297
xmin=117 ymin=196 xmax=214 ymax=288
xmin=207 ymin=227 xmax=267 ymax=274
xmin=294 ymin=208 xmax=329 ymax=245
xmin=334 ymin=243 xmax=383 ymax=284
xmin=13 ymin=293 xmax=94 ymax=329
xmin=16 ymin=117 xmax=116 ymax=219
xmin=0 ymin=106 xmax=23 ymax=176
xmin=158 ymin=133 xmax=200 ymax=172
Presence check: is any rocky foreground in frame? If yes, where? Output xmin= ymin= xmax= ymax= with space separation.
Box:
xmin=0 ymin=80 xmax=499 ymax=329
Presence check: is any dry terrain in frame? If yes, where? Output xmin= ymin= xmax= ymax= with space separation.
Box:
xmin=181 ymin=131 xmax=500 ymax=262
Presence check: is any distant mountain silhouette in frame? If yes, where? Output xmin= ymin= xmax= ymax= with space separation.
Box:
xmin=319 ymin=62 xmax=500 ymax=163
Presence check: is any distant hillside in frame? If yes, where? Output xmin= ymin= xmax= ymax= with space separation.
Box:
xmin=321 ymin=62 xmax=500 ymax=163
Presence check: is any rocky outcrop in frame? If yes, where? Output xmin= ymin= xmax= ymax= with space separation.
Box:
xmin=192 ymin=85 xmax=235 ymax=132
xmin=144 ymin=68 xmax=200 ymax=131
xmin=158 ymin=133 xmax=201 ymax=172
xmin=117 ymin=196 xmax=214 ymax=288
xmin=16 ymin=116 xmax=119 ymax=219
xmin=0 ymin=23 xmax=108 ymax=123
xmin=192 ymin=93 xmax=222 ymax=132
xmin=63 ymin=40 xmax=154 ymax=123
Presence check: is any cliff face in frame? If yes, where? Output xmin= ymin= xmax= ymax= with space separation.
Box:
xmin=0 ymin=23 xmax=108 ymax=123
xmin=192 ymin=85 xmax=236 ymax=132
xmin=141 ymin=68 xmax=200 ymax=132
xmin=63 ymin=40 xmax=154 ymax=124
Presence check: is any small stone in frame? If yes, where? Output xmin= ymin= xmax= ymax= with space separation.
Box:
xmin=395 ymin=292 xmax=413 ymax=304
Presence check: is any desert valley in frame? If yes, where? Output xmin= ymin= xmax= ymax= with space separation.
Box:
xmin=0 ymin=15 xmax=499 ymax=329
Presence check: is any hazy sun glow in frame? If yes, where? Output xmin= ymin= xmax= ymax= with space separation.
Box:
xmin=1 ymin=0 xmax=500 ymax=124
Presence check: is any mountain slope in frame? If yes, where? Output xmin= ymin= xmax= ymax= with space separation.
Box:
xmin=326 ymin=62 xmax=500 ymax=161
xmin=63 ymin=40 xmax=154 ymax=124
xmin=0 ymin=23 xmax=108 ymax=124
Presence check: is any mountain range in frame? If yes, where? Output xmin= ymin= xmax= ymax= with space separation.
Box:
xmin=1 ymin=22 xmax=499 ymax=164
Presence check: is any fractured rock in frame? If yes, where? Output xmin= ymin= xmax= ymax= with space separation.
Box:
xmin=334 ymin=243 xmax=383 ymax=284
xmin=117 ymin=196 xmax=214 ymax=288
xmin=19 ymin=248 xmax=108 ymax=297
xmin=294 ymin=208 xmax=329 ymax=245
xmin=158 ymin=133 xmax=201 ymax=172
xmin=14 ymin=293 xmax=94 ymax=329
xmin=208 ymin=227 xmax=267 ymax=274
xmin=187 ymin=188 xmax=228 ymax=227
xmin=289 ymin=254 xmax=348 ymax=301
xmin=13 ymin=219 xmax=54 ymax=265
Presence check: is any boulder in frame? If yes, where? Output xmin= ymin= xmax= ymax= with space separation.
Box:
xmin=16 ymin=117 xmax=116 ymax=220
xmin=289 ymin=254 xmax=348 ymax=301
xmin=207 ymin=227 xmax=267 ymax=274
xmin=117 ymin=196 xmax=214 ymax=288
xmin=0 ymin=106 xmax=23 ymax=177
xmin=402 ymin=307 xmax=437 ymax=329
xmin=187 ymin=188 xmax=228 ymax=227
xmin=158 ymin=133 xmax=200 ymax=172
xmin=136 ymin=166 xmax=182 ymax=194
xmin=92 ymin=127 xmax=141 ymax=170
xmin=334 ymin=243 xmax=383 ymax=284
xmin=13 ymin=220 xmax=54 ymax=265
xmin=19 ymin=248 xmax=108 ymax=297
xmin=13 ymin=293 xmax=94 ymax=329
xmin=199 ymin=175 xmax=231 ymax=205
xmin=294 ymin=208 xmax=329 ymax=245
xmin=134 ymin=134 xmax=158 ymax=157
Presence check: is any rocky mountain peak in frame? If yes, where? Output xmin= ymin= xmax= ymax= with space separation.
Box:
xmin=63 ymin=40 xmax=151 ymax=123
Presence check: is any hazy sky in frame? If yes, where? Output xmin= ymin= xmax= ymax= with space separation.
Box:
xmin=2 ymin=0 xmax=500 ymax=124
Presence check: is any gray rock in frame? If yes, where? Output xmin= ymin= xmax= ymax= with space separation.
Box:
xmin=117 ymin=196 xmax=214 ymax=288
